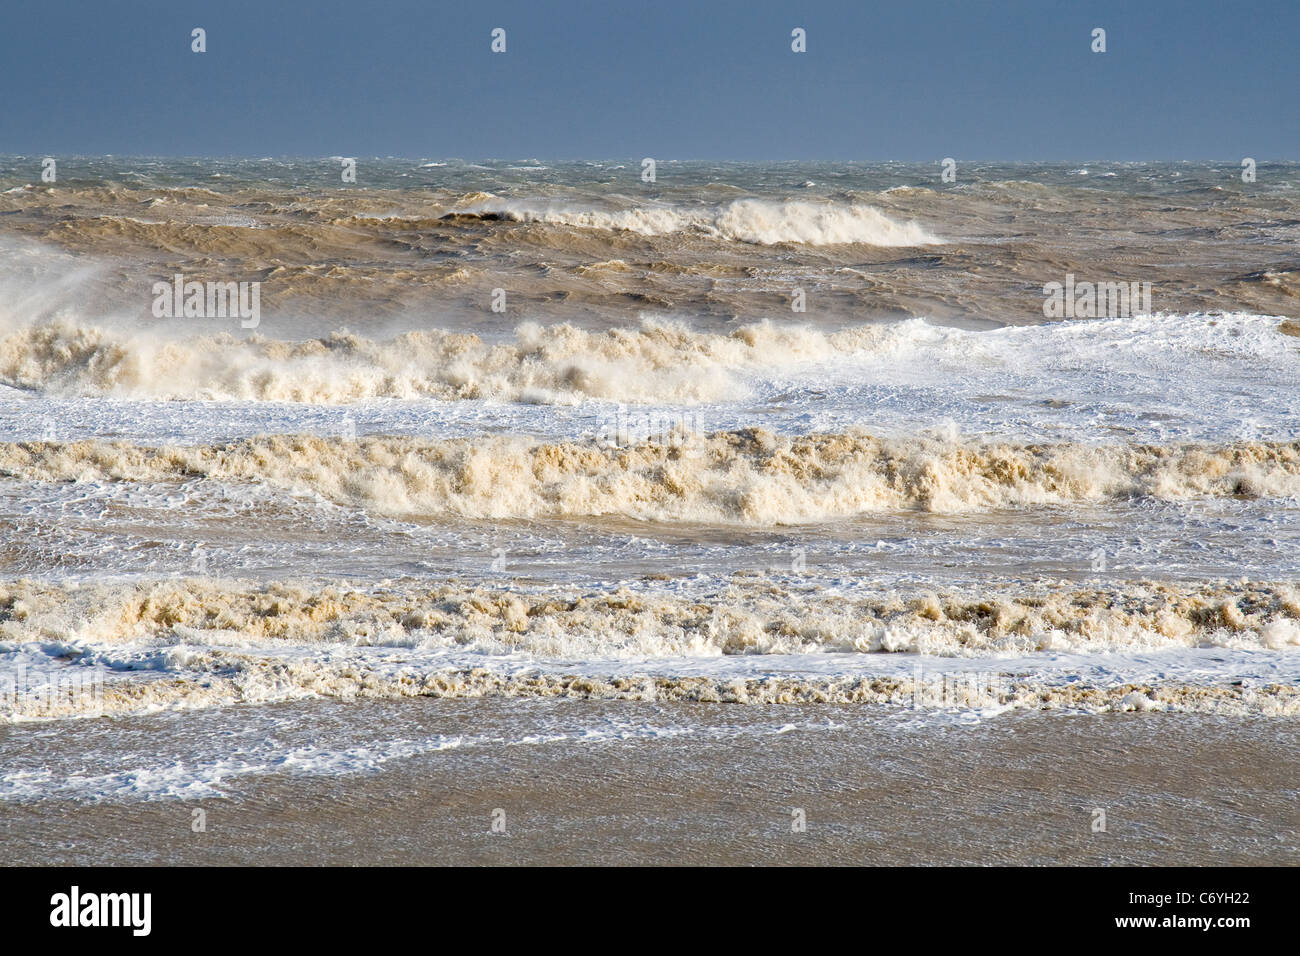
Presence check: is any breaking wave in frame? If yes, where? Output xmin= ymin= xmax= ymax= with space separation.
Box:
xmin=6 ymin=576 xmax=1298 ymax=655
xmin=3 ymin=431 xmax=1299 ymax=521
xmin=442 ymin=197 xmax=941 ymax=246
xmin=11 ymin=663 xmax=1300 ymax=721
xmin=0 ymin=317 xmax=904 ymax=404
xmin=3 ymin=577 xmax=1298 ymax=720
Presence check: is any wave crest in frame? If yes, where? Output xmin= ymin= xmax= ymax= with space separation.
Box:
xmin=5 ymin=577 xmax=1299 ymax=656
xmin=0 ymin=317 xmax=903 ymax=405
xmin=444 ymin=197 xmax=940 ymax=246
xmin=4 ymin=431 xmax=1299 ymax=520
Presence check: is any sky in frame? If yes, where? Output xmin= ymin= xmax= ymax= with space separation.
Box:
xmin=3 ymin=0 xmax=1298 ymax=160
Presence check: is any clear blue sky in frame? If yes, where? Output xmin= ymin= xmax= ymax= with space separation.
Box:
xmin=4 ymin=0 xmax=1297 ymax=160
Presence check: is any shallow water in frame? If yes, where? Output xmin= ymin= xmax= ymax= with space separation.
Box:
xmin=2 ymin=699 xmax=1295 ymax=865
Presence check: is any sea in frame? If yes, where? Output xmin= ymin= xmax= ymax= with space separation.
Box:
xmin=1 ymin=157 xmax=1297 ymax=862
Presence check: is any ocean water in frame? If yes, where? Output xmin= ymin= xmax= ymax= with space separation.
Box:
xmin=0 ymin=158 xmax=1298 ymax=825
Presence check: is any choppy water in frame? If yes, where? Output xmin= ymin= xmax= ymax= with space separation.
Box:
xmin=1 ymin=158 xmax=1298 ymax=803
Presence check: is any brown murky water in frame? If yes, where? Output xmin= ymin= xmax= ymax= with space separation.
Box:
xmin=4 ymin=159 xmax=1299 ymax=333
xmin=2 ymin=159 xmax=1297 ymax=864
xmin=2 ymin=700 xmax=1295 ymax=865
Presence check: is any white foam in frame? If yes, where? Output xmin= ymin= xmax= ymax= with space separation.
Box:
xmin=0 ymin=709 xmax=850 ymax=800
xmin=447 ymin=197 xmax=940 ymax=246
